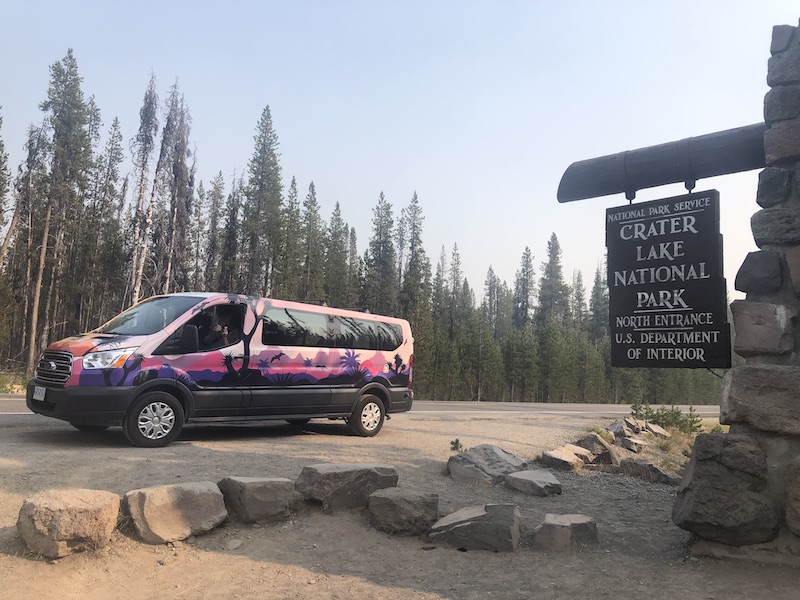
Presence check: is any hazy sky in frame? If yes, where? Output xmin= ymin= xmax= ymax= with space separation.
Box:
xmin=2 ymin=1 xmax=798 ymax=303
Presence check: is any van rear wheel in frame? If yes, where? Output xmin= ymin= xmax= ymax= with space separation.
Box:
xmin=124 ymin=391 xmax=184 ymax=448
xmin=349 ymin=395 xmax=385 ymax=437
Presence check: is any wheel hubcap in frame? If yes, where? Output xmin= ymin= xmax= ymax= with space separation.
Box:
xmin=360 ymin=402 xmax=381 ymax=431
xmin=137 ymin=401 xmax=175 ymax=440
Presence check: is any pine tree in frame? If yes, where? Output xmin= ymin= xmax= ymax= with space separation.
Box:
xmin=218 ymin=177 xmax=244 ymax=293
xmin=537 ymin=233 xmax=570 ymax=326
xmin=588 ymin=264 xmax=609 ymax=343
xmin=363 ymin=191 xmax=398 ymax=314
xmin=301 ymin=182 xmax=324 ymax=302
xmin=512 ymin=247 xmax=535 ymax=330
xmin=398 ymin=191 xmax=431 ymax=322
xmin=325 ymin=202 xmax=349 ymax=307
xmin=273 ymin=176 xmax=303 ymax=300
xmin=242 ymin=106 xmax=282 ymax=296
xmin=28 ymin=49 xmax=92 ymax=374
xmin=0 ymin=109 xmax=13 ymax=265
xmin=203 ymin=172 xmax=225 ymax=291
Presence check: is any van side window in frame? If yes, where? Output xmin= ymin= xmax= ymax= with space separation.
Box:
xmin=376 ymin=322 xmax=403 ymax=351
xmin=190 ymin=305 xmax=245 ymax=351
xmin=334 ymin=316 xmax=374 ymax=350
xmin=262 ymin=308 xmax=332 ymax=347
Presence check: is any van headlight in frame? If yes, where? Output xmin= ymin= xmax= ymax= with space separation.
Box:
xmin=83 ymin=348 xmax=138 ymax=370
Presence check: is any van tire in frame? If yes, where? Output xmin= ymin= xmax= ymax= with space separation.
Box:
xmin=124 ymin=391 xmax=184 ymax=448
xmin=348 ymin=394 xmax=385 ymax=437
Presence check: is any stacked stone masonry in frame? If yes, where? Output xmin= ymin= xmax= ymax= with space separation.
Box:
xmin=677 ymin=19 xmax=800 ymax=563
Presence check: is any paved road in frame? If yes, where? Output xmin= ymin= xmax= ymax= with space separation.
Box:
xmin=0 ymin=393 xmax=719 ymax=418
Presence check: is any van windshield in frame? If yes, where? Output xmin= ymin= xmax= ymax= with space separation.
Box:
xmin=95 ymin=296 xmax=205 ymax=335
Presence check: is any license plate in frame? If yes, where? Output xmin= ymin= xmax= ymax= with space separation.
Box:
xmin=33 ymin=386 xmax=46 ymax=401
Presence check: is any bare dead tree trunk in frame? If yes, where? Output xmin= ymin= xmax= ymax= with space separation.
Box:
xmin=131 ymin=187 xmax=156 ymax=305
xmin=162 ymin=200 xmax=178 ymax=294
xmin=128 ymin=167 xmax=149 ymax=303
xmin=26 ymin=204 xmax=52 ymax=376
xmin=0 ymin=200 xmax=19 ymax=266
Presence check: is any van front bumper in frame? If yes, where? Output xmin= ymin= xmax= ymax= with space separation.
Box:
xmin=26 ymin=381 xmax=135 ymax=426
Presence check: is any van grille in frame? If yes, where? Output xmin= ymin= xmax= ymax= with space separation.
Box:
xmin=35 ymin=351 xmax=73 ymax=386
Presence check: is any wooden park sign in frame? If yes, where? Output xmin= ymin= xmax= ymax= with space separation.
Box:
xmin=606 ymin=190 xmax=731 ymax=368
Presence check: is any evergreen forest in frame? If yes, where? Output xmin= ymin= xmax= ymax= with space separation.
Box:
xmin=0 ymin=50 xmax=724 ymax=404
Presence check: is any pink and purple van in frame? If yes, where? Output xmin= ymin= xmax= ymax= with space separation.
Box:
xmin=26 ymin=293 xmax=414 ymax=447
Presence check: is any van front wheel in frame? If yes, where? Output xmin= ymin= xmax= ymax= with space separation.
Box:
xmin=349 ymin=395 xmax=385 ymax=437
xmin=124 ymin=391 xmax=184 ymax=447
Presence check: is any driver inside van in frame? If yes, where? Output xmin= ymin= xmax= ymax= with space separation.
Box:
xmin=203 ymin=307 xmax=241 ymax=349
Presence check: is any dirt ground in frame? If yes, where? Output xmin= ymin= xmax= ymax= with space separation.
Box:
xmin=1 ymin=408 xmax=798 ymax=600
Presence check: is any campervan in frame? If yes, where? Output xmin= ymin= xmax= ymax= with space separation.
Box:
xmin=26 ymin=293 xmax=413 ymax=447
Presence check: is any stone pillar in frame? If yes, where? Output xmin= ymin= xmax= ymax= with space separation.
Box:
xmin=673 ymin=20 xmax=800 ymax=562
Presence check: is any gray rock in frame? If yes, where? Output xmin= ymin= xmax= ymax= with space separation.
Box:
xmin=752 ymin=205 xmax=800 ymax=246
xmin=563 ymin=444 xmax=593 ymax=464
xmin=295 ymin=463 xmax=398 ymax=510
xmin=785 ymin=457 xmax=800 ymax=537
xmin=606 ymin=421 xmax=633 ymax=439
xmin=623 ymin=417 xmax=642 ymax=433
xmin=573 ymin=432 xmax=613 ymax=456
xmin=721 ymin=365 xmax=800 ymax=435
xmin=756 ymin=168 xmax=792 ymax=208
xmin=368 ymin=488 xmax=439 ymax=535
xmin=621 ymin=437 xmax=647 ymax=453
xmin=540 ymin=447 xmax=583 ymax=471
xmin=16 ymin=489 xmax=120 ymax=559
xmin=692 ymin=530 xmax=800 ymax=567
xmin=768 ymin=46 xmax=800 ymax=88
xmin=765 ymin=87 xmax=800 ymax=124
xmin=429 ymin=504 xmax=520 ymax=552
xmin=672 ymin=433 xmax=779 ymax=546
xmin=590 ymin=445 xmax=626 ymax=467
xmin=734 ymin=251 xmax=783 ymax=293
xmin=218 ymin=477 xmax=301 ymax=523
xmin=731 ymin=300 xmax=795 ymax=357
xmin=504 ymin=469 xmax=562 ymax=496
xmin=532 ymin=513 xmax=599 ymax=551
xmin=620 ymin=458 xmax=680 ymax=486
xmin=771 ymin=24 xmax=796 ymax=55
xmin=447 ymin=444 xmax=527 ymax=484
xmin=645 ymin=422 xmax=671 ymax=439
xmin=123 ymin=482 xmax=227 ymax=544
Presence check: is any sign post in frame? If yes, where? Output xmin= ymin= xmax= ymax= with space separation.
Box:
xmin=606 ymin=190 xmax=731 ymax=369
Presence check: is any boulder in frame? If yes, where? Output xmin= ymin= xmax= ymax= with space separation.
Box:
xmin=721 ymin=365 xmax=800 ymax=435
xmin=734 ymin=250 xmax=783 ymax=292
xmin=532 ymin=514 xmax=599 ymax=552
xmin=756 ymin=167 xmax=792 ymax=208
xmin=368 ymin=488 xmax=439 ymax=535
xmin=429 ymin=504 xmax=520 ymax=552
xmin=504 ymin=469 xmax=562 ymax=496
xmin=563 ymin=444 xmax=594 ymax=464
xmin=730 ymin=301 xmax=795 ymax=357
xmin=751 ymin=205 xmax=800 ymax=247
xmin=606 ymin=421 xmax=633 ymax=439
xmin=783 ymin=245 xmax=800 ymax=294
xmin=624 ymin=417 xmax=642 ymax=433
xmin=295 ymin=463 xmax=398 ymax=510
xmin=447 ymin=444 xmax=527 ymax=484
xmin=645 ymin=422 xmax=671 ymax=439
xmin=16 ymin=489 xmax=120 ymax=559
xmin=123 ymin=482 xmax=227 ymax=544
xmin=621 ymin=437 xmax=647 ymax=453
xmin=540 ymin=447 xmax=583 ymax=471
xmin=620 ymin=458 xmax=680 ymax=486
xmin=218 ymin=477 xmax=301 ymax=523
xmin=573 ymin=432 xmax=613 ymax=456
xmin=672 ymin=433 xmax=779 ymax=546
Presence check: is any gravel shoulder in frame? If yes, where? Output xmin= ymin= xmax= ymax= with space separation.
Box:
xmin=1 ymin=409 xmax=798 ymax=599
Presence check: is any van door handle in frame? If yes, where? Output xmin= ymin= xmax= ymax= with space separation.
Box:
xmin=232 ymin=355 xmax=248 ymax=360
